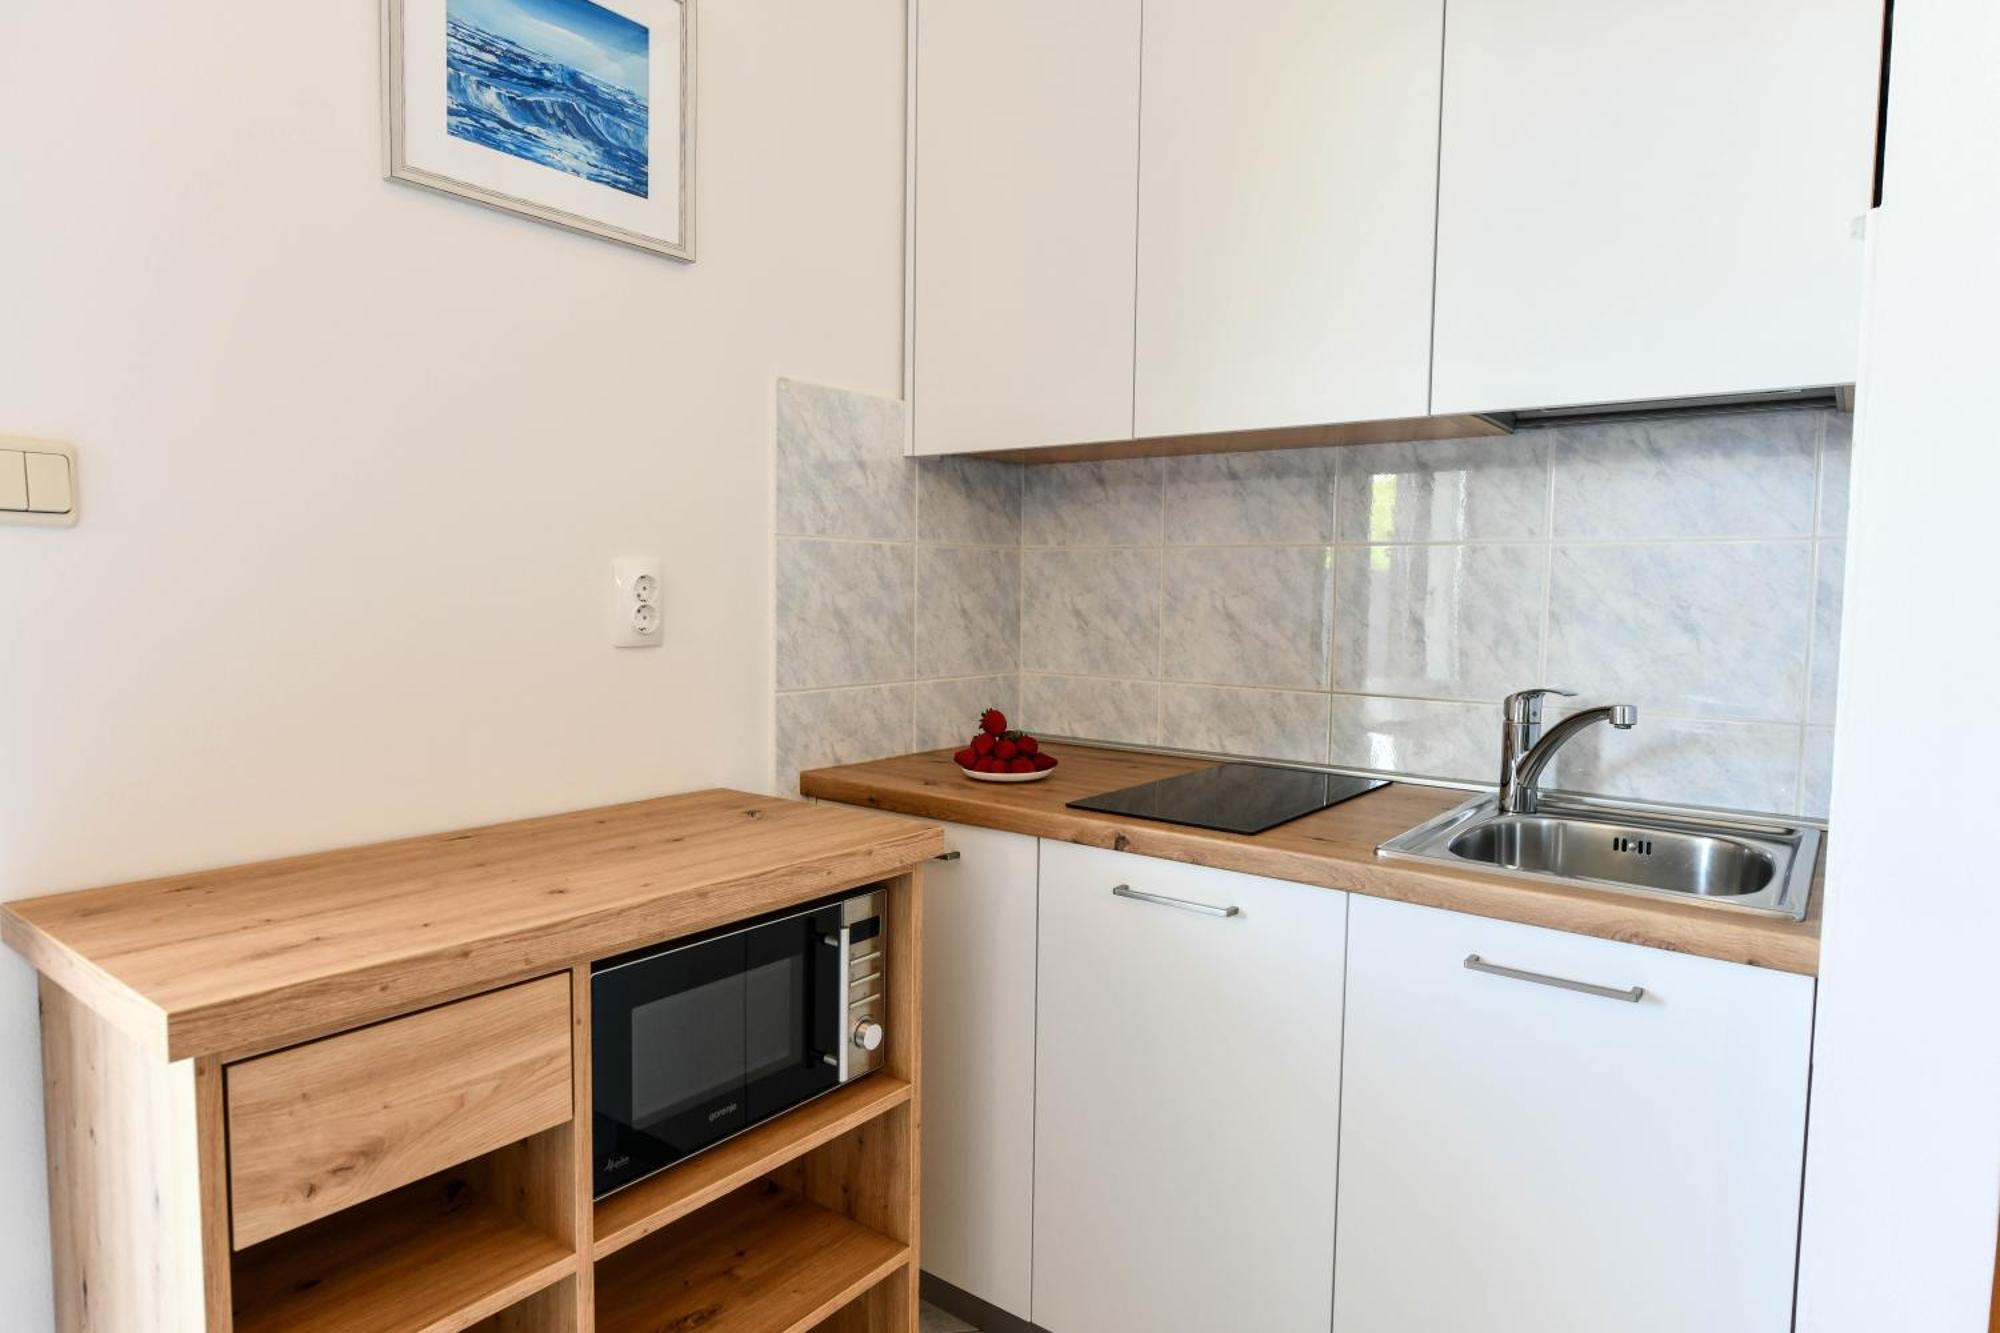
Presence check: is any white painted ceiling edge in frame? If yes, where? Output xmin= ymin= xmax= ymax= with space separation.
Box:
xmin=1795 ymin=0 xmax=2000 ymax=1325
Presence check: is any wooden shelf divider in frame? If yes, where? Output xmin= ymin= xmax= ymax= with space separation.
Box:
xmin=593 ymin=1180 xmax=909 ymax=1333
xmin=592 ymin=1074 xmax=913 ymax=1260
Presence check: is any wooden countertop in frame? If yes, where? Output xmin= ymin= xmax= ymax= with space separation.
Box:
xmin=2 ymin=790 xmax=943 ymax=1062
xmin=801 ymin=746 xmax=1822 ymax=977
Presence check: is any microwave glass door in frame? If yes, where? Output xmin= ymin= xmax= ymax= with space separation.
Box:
xmin=592 ymin=900 xmax=843 ymax=1196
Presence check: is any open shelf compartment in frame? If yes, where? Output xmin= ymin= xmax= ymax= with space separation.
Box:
xmin=594 ymin=1178 xmax=908 ymax=1333
xmin=593 ymin=1074 xmax=913 ymax=1259
xmin=231 ymin=1125 xmax=578 ymax=1333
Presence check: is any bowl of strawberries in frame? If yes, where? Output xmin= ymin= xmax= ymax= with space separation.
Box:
xmin=953 ymin=709 xmax=1058 ymax=783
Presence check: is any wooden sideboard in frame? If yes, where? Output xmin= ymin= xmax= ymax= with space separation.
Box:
xmin=4 ymin=790 xmax=942 ymax=1333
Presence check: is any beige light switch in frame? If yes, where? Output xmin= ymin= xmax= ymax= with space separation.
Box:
xmin=25 ymin=451 xmax=72 ymax=513
xmin=1 ymin=436 xmax=78 ymax=527
xmin=0 ymin=451 xmax=25 ymax=511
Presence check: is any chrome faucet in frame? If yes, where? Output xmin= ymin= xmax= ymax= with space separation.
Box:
xmin=1498 ymin=688 xmax=1638 ymax=815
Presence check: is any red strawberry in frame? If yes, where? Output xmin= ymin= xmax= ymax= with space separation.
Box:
xmin=954 ymin=747 xmax=977 ymax=768
xmin=1016 ymin=735 xmax=1039 ymax=755
xmin=994 ymin=739 xmax=1018 ymax=761
xmin=1031 ymin=753 xmax=1057 ymax=771
xmin=976 ymin=756 xmax=1002 ymax=773
xmin=979 ymin=708 xmax=1008 ymax=736
xmin=972 ymin=732 xmax=997 ymax=756
xmin=1008 ymin=756 xmax=1036 ymax=774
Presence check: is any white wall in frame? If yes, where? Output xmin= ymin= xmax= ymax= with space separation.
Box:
xmin=1796 ymin=0 xmax=2000 ymax=1326
xmin=0 ymin=2 xmax=906 ymax=1322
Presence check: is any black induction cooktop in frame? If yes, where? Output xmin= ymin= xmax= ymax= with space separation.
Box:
xmin=1067 ymin=762 xmax=1390 ymax=836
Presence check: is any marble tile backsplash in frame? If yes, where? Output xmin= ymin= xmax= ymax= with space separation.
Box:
xmin=773 ymin=378 xmax=1021 ymax=793
xmin=1008 ymin=408 xmax=1847 ymax=818
xmin=774 ymin=380 xmax=1845 ymax=819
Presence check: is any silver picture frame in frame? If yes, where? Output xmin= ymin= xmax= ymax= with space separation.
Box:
xmin=380 ymin=0 xmax=697 ymax=262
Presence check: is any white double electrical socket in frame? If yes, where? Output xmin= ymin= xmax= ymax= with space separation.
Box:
xmin=610 ymin=557 xmax=663 ymax=648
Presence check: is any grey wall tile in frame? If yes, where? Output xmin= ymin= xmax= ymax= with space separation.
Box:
xmin=1336 ymin=435 xmax=1549 ymax=544
xmin=1022 ymin=459 xmax=1163 ymax=547
xmin=1164 ymin=449 xmax=1335 ymax=545
xmin=917 ymin=546 xmax=1020 ymax=679
xmin=1162 ymin=546 xmax=1333 ymax=689
xmin=1329 ymin=694 xmax=1493 ymax=782
xmin=775 ymin=685 xmax=914 ymax=796
xmin=919 ymin=456 xmax=1023 ymax=547
xmin=1809 ymin=541 xmax=1845 ymax=724
xmin=774 ymin=378 xmax=912 ymax=541
xmin=1020 ymin=673 xmax=1161 ymax=747
xmin=916 ymin=675 xmax=1021 ymax=752
xmin=1549 ymin=411 xmax=1819 ymax=539
xmin=1547 ymin=542 xmax=1811 ymax=721
xmin=1021 ymin=548 xmax=1161 ymax=677
xmin=775 ymin=538 xmax=914 ymax=690
xmin=1160 ymin=685 xmax=1330 ymax=764
xmin=1544 ymin=714 xmax=1802 ymax=815
xmin=1801 ymin=726 xmax=1835 ymax=819
xmin=1332 ymin=544 xmax=1545 ymax=701
xmin=1819 ymin=412 xmax=1852 ymax=537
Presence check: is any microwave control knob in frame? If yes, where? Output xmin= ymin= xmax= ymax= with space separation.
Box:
xmin=852 ymin=1019 xmax=884 ymax=1053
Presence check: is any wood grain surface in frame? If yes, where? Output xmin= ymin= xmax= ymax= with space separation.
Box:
xmin=229 ymin=1158 xmax=576 ymax=1333
xmin=802 ymin=746 xmax=1822 ymax=976
xmin=225 ymin=974 xmax=573 ymax=1249
xmin=2 ymin=789 xmax=942 ymax=1060
xmin=39 ymin=978 xmax=212 ymax=1333
xmin=593 ymin=1180 xmax=908 ymax=1333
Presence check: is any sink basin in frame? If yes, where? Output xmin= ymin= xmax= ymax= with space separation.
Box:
xmin=1379 ymin=794 xmax=1818 ymax=920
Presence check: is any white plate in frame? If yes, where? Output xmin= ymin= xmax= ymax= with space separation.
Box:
xmin=958 ymin=762 xmax=1058 ymax=783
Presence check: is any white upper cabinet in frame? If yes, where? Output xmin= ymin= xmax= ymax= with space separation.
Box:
xmin=910 ymin=1 xmax=1141 ymax=456
xmin=1335 ymin=895 xmax=1815 ymax=1333
xmin=1430 ymin=0 xmax=1883 ymax=414
xmin=1033 ymin=842 xmax=1346 ymax=1333
xmin=1134 ymin=0 xmax=1444 ymax=438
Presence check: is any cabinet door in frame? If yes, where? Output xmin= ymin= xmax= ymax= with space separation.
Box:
xmin=915 ymin=819 xmax=1038 ymax=1318
xmin=1431 ymin=0 xmax=1882 ymax=413
xmin=1336 ymin=895 xmax=1814 ymax=1333
xmin=911 ymin=1 xmax=1141 ymax=455
xmin=1033 ymin=841 xmax=1345 ymax=1333
xmin=1133 ymin=0 xmax=1442 ymax=438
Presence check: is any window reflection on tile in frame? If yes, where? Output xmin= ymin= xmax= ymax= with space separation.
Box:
xmin=1328 ymin=694 xmax=1493 ymax=783
xmin=1334 ymin=436 xmax=1548 ymax=544
xmin=1332 ymin=544 xmax=1544 ymax=701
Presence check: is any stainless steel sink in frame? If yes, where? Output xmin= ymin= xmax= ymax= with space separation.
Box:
xmin=1378 ymin=793 xmax=1819 ymax=920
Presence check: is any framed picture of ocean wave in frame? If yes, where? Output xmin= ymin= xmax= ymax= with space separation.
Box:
xmin=383 ymin=0 xmax=695 ymax=260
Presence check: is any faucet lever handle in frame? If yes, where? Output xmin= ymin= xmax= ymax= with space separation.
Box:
xmin=1504 ymin=687 xmax=1577 ymax=723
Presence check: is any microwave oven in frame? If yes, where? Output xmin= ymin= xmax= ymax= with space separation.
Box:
xmin=590 ymin=886 xmax=887 ymax=1198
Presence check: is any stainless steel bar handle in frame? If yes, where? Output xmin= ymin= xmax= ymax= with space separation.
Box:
xmin=1111 ymin=883 xmax=1240 ymax=918
xmin=1464 ymin=953 xmax=1643 ymax=1003
xmin=933 ymin=850 xmax=962 ymax=861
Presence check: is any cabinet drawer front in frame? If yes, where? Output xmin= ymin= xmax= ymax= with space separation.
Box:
xmin=225 ymin=974 xmax=573 ymax=1249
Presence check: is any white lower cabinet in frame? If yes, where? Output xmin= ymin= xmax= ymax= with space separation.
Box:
xmin=1334 ymin=894 xmax=1815 ymax=1333
xmin=1032 ymin=841 xmax=1347 ymax=1333
xmin=914 ymin=819 xmax=1039 ymax=1319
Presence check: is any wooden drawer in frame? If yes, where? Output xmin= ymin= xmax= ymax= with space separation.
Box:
xmin=225 ymin=973 xmax=573 ymax=1249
